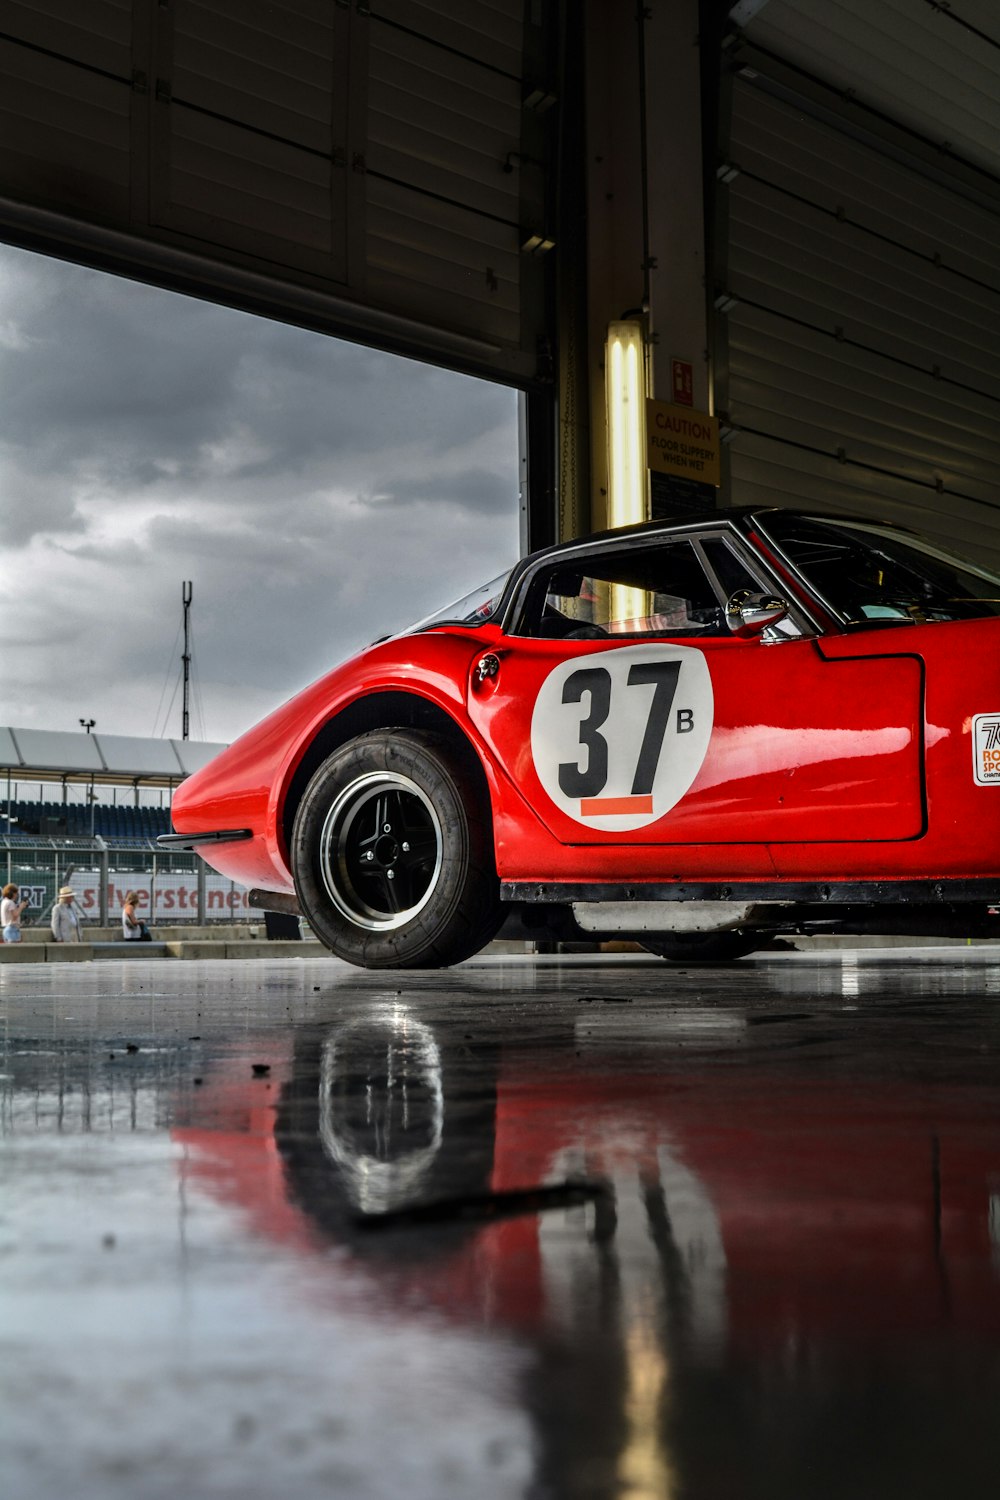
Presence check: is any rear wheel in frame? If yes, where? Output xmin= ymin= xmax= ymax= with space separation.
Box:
xmin=290 ymin=729 xmax=502 ymax=969
xmin=641 ymin=931 xmax=761 ymax=963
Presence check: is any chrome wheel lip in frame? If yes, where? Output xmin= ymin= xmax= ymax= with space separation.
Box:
xmin=318 ymin=770 xmax=443 ymax=932
xmin=317 ymin=1006 xmax=444 ymax=1214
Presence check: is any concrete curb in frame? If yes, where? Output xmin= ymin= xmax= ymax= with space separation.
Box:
xmin=0 ymin=940 xmax=325 ymax=963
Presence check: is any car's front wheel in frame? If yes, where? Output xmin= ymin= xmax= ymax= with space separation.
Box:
xmin=290 ymin=729 xmax=503 ymax=969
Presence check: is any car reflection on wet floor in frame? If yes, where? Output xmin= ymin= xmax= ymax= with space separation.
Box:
xmin=3 ymin=949 xmax=1000 ymax=1499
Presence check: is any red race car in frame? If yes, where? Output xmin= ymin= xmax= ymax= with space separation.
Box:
xmin=161 ymin=508 xmax=1000 ymax=967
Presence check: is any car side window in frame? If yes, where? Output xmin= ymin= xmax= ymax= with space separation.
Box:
xmin=760 ymin=514 xmax=1000 ymax=626
xmin=523 ymin=540 xmax=730 ymax=639
xmin=699 ymin=536 xmax=764 ymax=600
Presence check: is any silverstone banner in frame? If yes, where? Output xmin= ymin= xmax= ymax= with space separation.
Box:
xmin=12 ymin=868 xmax=251 ymax=923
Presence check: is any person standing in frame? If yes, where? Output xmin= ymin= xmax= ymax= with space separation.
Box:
xmin=51 ymin=886 xmax=83 ymax=943
xmin=1 ymin=882 xmax=29 ymax=942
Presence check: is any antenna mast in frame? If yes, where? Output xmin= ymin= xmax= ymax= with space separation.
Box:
xmin=181 ymin=581 xmax=193 ymax=741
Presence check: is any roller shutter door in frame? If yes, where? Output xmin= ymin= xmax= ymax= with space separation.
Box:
xmin=0 ymin=0 xmax=549 ymax=384
xmin=150 ymin=0 xmax=349 ymax=280
xmin=718 ymin=5 xmax=1000 ymax=567
xmin=365 ymin=0 xmax=527 ymax=351
xmin=0 ymin=1 xmax=133 ymax=226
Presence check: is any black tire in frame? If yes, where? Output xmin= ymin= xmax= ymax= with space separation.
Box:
xmin=641 ymin=931 xmax=761 ymax=963
xmin=290 ymin=729 xmax=503 ymax=969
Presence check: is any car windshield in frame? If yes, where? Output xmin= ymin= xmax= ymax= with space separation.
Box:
xmin=405 ymin=569 xmax=514 ymax=633
xmin=759 ymin=514 xmax=1000 ymax=625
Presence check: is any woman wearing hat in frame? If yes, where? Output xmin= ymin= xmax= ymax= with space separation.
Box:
xmin=51 ymin=886 xmax=83 ymax=943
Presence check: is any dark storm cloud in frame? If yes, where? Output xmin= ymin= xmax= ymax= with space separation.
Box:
xmin=1 ymin=248 xmax=515 ymax=515
xmin=0 ymin=244 xmax=520 ymax=740
xmin=363 ymin=468 xmax=515 ymax=514
xmin=225 ymin=325 xmax=512 ymax=482
xmin=2 ymin=465 xmax=90 ymax=547
xmin=1 ymin=258 xmax=243 ymax=465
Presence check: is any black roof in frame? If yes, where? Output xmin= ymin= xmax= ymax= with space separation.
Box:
xmin=521 ymin=506 xmax=914 ymax=565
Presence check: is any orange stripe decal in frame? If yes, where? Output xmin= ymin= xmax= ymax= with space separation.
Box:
xmin=579 ymin=794 xmax=654 ymax=817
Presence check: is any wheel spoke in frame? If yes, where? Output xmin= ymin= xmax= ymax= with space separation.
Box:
xmin=357 ymin=866 xmax=399 ymax=914
xmin=396 ymin=798 xmax=436 ymax=864
xmin=375 ymin=791 xmax=393 ymax=835
xmin=391 ymin=859 xmax=420 ymax=909
xmin=354 ymin=793 xmax=382 ymax=857
xmin=382 ymin=871 xmax=403 ymax=913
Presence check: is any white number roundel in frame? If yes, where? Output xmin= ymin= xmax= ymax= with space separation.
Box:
xmin=530 ymin=643 xmax=714 ymax=832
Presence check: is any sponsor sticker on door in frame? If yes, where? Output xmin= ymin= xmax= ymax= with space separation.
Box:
xmin=972 ymin=713 xmax=1000 ymax=784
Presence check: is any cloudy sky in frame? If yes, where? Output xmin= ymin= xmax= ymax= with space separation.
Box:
xmin=0 ymin=243 xmax=521 ymax=746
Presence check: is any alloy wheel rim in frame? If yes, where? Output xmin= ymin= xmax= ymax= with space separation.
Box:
xmin=319 ymin=771 xmax=443 ymax=931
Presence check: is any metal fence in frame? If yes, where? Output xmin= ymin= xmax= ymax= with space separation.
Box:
xmin=2 ymin=838 xmax=250 ymax=928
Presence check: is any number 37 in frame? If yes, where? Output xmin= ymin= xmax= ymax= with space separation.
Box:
xmin=558 ymin=661 xmax=694 ymax=799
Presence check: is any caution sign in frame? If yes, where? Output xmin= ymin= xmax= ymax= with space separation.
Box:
xmin=646 ymin=400 xmax=721 ymax=488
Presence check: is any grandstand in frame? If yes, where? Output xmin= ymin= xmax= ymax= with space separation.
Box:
xmin=2 ymin=725 xmax=224 ymax=825
xmin=1 ymin=799 xmax=171 ymax=845
xmin=2 ymin=724 xmax=232 ymax=925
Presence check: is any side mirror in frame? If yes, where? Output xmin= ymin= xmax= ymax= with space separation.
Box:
xmin=726 ymin=589 xmax=790 ymax=637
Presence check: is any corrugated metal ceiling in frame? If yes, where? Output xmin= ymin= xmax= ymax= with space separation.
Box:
xmin=722 ymin=0 xmax=1000 ymax=562
xmin=741 ymin=0 xmax=1000 ymax=183
xmin=0 ymin=0 xmax=550 ymax=385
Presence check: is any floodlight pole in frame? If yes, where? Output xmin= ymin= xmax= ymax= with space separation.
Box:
xmin=181 ymin=581 xmax=193 ymax=741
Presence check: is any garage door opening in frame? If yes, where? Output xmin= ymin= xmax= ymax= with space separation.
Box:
xmin=0 ymin=244 xmax=521 ymax=744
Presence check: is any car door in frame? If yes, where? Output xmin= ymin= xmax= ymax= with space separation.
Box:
xmin=467 ymin=532 xmax=924 ymax=847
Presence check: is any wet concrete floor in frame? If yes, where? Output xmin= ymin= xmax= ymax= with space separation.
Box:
xmin=2 ymin=946 xmax=1000 ymax=1499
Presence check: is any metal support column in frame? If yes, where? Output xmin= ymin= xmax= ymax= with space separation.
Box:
xmin=97 ymin=839 xmax=109 ymax=926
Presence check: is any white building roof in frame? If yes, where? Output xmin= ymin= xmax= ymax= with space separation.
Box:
xmin=1 ymin=727 xmax=227 ymax=785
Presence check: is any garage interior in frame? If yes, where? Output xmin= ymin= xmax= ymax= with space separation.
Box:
xmin=2 ymin=0 xmax=999 ymax=554
xmin=3 ymin=4 xmax=1000 ymax=1497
